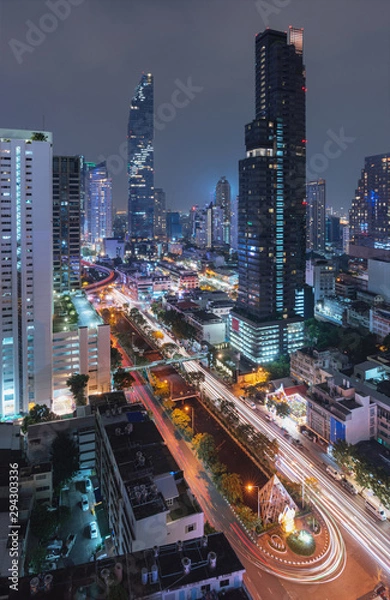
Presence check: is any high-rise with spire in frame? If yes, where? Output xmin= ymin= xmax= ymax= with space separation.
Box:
xmin=229 ymin=27 xmax=306 ymax=364
xmin=127 ymin=73 xmax=154 ymax=240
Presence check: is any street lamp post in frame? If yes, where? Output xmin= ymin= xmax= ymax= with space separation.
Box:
xmin=164 ymin=379 xmax=173 ymax=400
xmin=185 ymin=405 xmax=195 ymax=433
xmin=246 ymin=484 xmax=260 ymax=521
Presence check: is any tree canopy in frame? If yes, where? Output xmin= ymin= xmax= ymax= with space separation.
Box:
xmin=51 ymin=432 xmax=79 ymax=488
xmin=22 ymin=404 xmax=58 ymax=433
xmin=66 ymin=373 xmax=89 ymax=406
xmin=113 ymin=368 xmax=135 ymax=390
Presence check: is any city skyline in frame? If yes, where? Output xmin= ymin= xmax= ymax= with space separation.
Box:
xmin=1 ymin=0 xmax=389 ymax=214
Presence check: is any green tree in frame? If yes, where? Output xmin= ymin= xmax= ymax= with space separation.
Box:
xmin=161 ymin=343 xmax=178 ymax=357
xmin=31 ymin=132 xmax=48 ymax=141
xmin=28 ymin=546 xmax=47 ymax=575
xmin=113 ymin=368 xmax=135 ymax=391
xmin=275 ymin=401 xmax=291 ymax=419
xmin=220 ymin=472 xmax=244 ymax=504
xmin=266 ymin=355 xmax=290 ymax=380
xmin=66 ymin=373 xmax=89 ymax=406
xmin=22 ymin=404 xmax=58 ymax=433
xmin=193 ymin=433 xmax=217 ymax=464
xmin=51 ymin=431 xmax=79 ymax=488
xmin=171 ymin=409 xmax=191 ymax=434
xmin=187 ymin=371 xmax=206 ymax=389
xmin=331 ymin=440 xmax=356 ymax=471
xmin=30 ymin=503 xmax=57 ymax=541
xmin=110 ymin=342 xmax=123 ymax=371
xmin=236 ymin=505 xmax=261 ymax=531
xmin=354 ymin=459 xmax=374 ymax=493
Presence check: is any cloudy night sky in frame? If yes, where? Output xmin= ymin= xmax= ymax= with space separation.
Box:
xmin=1 ymin=0 xmax=389 ymax=213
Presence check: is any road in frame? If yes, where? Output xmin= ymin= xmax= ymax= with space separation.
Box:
xmin=96 ymin=286 xmax=388 ymax=597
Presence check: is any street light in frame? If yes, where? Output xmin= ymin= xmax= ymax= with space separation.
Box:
xmin=246 ymin=484 xmax=260 ymax=520
xmin=185 ymin=405 xmax=195 ymax=432
xmin=164 ymin=379 xmax=173 ymax=399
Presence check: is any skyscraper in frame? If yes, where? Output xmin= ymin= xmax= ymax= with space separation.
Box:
xmin=215 ymin=176 xmax=231 ymax=245
xmin=306 ymin=179 xmax=326 ymax=252
xmin=154 ymin=187 xmax=166 ymax=239
xmin=127 ymin=73 xmax=154 ymax=240
xmin=350 ymin=153 xmax=390 ymax=248
xmin=84 ymin=161 xmax=113 ymax=248
xmin=229 ymin=27 xmax=306 ymax=364
xmin=0 ymin=129 xmax=53 ymax=416
xmin=166 ymin=211 xmax=182 ymax=241
xmin=53 ymin=156 xmax=82 ymax=293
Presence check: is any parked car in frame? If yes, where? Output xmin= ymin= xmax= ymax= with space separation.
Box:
xmin=340 ymin=478 xmax=358 ymax=495
xmin=326 ymin=466 xmax=342 ymax=481
xmin=265 ymin=414 xmax=272 ymax=422
xmin=83 ymin=478 xmax=93 ymax=493
xmin=81 ymin=495 xmax=89 ymax=511
xmin=292 ymin=438 xmax=303 ymax=447
xmin=88 ymin=521 xmax=98 ymax=539
xmin=45 ymin=549 xmax=61 ymax=561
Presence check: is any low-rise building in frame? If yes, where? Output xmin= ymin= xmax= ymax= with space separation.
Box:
xmin=52 ymin=293 xmax=111 ymax=410
xmin=306 ymin=376 xmax=376 ymax=445
xmin=19 ymin=463 xmax=53 ymax=505
xmin=370 ymin=306 xmax=390 ymax=340
xmin=95 ymin=397 xmax=204 ymax=554
xmin=187 ymin=311 xmax=226 ymax=345
xmin=8 ymin=532 xmax=247 ymax=600
xmin=305 ymin=259 xmax=336 ymax=303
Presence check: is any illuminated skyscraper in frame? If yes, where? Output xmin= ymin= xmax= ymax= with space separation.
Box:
xmin=350 ymin=153 xmax=390 ymax=248
xmin=127 ymin=73 xmax=154 ymax=239
xmin=154 ymin=187 xmax=166 ymax=239
xmin=229 ymin=27 xmax=306 ymax=364
xmin=306 ymin=179 xmax=326 ymax=252
xmin=53 ymin=156 xmax=82 ymax=292
xmin=0 ymin=129 xmax=53 ymax=416
xmin=215 ymin=176 xmax=231 ymax=245
xmin=84 ymin=161 xmax=113 ymax=248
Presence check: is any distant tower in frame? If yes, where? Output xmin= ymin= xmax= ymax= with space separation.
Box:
xmin=127 ymin=73 xmax=154 ymax=240
xmin=306 ymin=179 xmax=326 ymax=252
xmin=53 ymin=156 xmax=82 ymax=293
xmin=154 ymin=188 xmax=166 ymax=239
xmin=0 ymin=129 xmax=53 ymax=416
xmin=166 ymin=211 xmax=182 ymax=241
xmin=230 ymin=27 xmax=306 ymax=364
xmin=215 ymin=176 xmax=231 ymax=245
xmin=350 ymin=153 xmax=390 ymax=247
xmin=84 ymin=162 xmax=113 ymax=248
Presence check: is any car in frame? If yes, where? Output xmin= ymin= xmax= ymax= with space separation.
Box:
xmin=265 ymin=414 xmax=272 ymax=421
xmin=45 ymin=549 xmax=61 ymax=561
xmin=326 ymin=466 xmax=342 ymax=481
xmin=81 ymin=495 xmax=89 ymax=511
xmin=292 ymin=438 xmax=303 ymax=447
xmin=83 ymin=478 xmax=93 ymax=493
xmin=88 ymin=521 xmax=98 ymax=539
xmin=340 ymin=478 xmax=358 ymax=495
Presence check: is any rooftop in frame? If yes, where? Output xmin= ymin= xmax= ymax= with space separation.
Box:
xmin=8 ymin=533 xmax=245 ymax=600
xmin=190 ymin=310 xmax=223 ymax=324
xmin=53 ymin=292 xmax=103 ymax=333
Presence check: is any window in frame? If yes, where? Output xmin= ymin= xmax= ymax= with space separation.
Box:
xmin=220 ymin=579 xmax=230 ymax=588
xmin=185 ymin=523 xmax=196 ymax=534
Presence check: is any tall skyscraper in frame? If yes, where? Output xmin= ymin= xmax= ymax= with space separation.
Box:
xmin=0 ymin=129 xmax=53 ymax=416
xmin=229 ymin=27 xmax=306 ymax=364
xmin=154 ymin=187 xmax=166 ymax=239
xmin=127 ymin=73 xmax=154 ymax=240
xmin=215 ymin=176 xmax=231 ymax=245
xmin=350 ymin=153 xmax=390 ymax=248
xmin=53 ymin=156 xmax=82 ymax=293
xmin=306 ymin=179 xmax=326 ymax=252
xmin=230 ymin=195 xmax=239 ymax=251
xmin=84 ymin=161 xmax=113 ymax=248
xmin=166 ymin=211 xmax=182 ymax=241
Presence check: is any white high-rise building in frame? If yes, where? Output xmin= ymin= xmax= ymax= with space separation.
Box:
xmin=0 ymin=130 xmax=53 ymax=417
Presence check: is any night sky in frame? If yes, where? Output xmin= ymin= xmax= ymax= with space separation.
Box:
xmin=1 ymin=0 xmax=389 ymax=213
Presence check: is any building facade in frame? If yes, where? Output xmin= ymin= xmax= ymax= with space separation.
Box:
xmin=128 ymin=73 xmax=154 ymax=240
xmin=53 ymin=155 xmax=82 ymax=293
xmin=306 ymin=179 xmax=326 ymax=252
xmin=230 ymin=27 xmax=306 ymax=363
xmin=84 ymin=161 xmax=113 ymax=248
xmin=154 ymin=188 xmax=166 ymax=240
xmin=350 ymin=153 xmax=390 ymax=248
xmin=215 ymin=176 xmax=231 ymax=245
xmin=0 ymin=130 xmax=53 ymax=417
